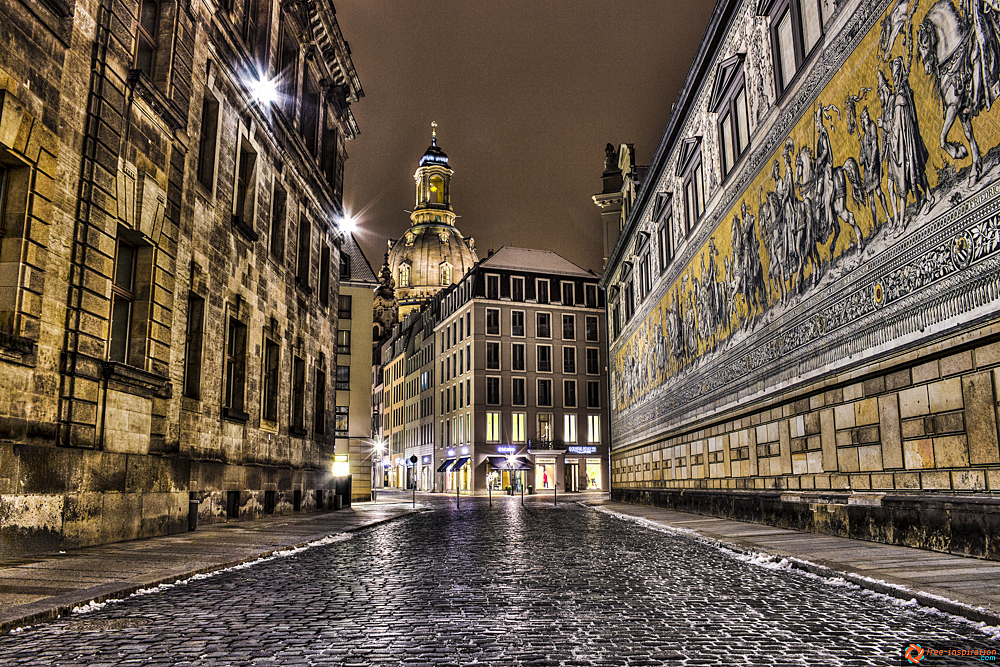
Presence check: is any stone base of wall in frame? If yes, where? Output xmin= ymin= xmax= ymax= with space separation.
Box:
xmin=611 ymin=487 xmax=1000 ymax=560
xmin=0 ymin=443 xmax=338 ymax=555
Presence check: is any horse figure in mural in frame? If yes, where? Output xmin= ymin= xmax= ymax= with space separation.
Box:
xmin=916 ymin=0 xmax=987 ymax=184
xmin=813 ymin=104 xmax=868 ymax=254
xmin=730 ymin=200 xmax=768 ymax=330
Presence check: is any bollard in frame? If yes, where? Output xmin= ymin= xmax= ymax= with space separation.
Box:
xmin=334 ymin=494 xmax=343 ymax=510
xmin=188 ymin=499 xmax=199 ymax=531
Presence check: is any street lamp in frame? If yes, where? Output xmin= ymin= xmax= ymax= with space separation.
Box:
xmin=371 ymin=438 xmax=385 ymax=503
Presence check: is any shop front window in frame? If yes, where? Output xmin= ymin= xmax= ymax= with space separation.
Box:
xmin=586 ymin=459 xmax=602 ymax=490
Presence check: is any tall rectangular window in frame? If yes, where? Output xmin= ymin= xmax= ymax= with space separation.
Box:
xmin=337 ymin=329 xmax=351 ymax=355
xmin=338 ymin=294 xmax=352 ymax=320
xmin=337 ymin=364 xmax=350 ymax=390
xmin=537 ymin=378 xmax=552 ymax=407
xmin=486 ymin=377 xmax=500 ymax=405
xmin=536 ymin=344 xmax=552 ymax=373
xmin=564 ymin=414 xmax=578 ymax=443
xmin=511 ymin=310 xmax=525 ymax=337
xmin=314 ymin=366 xmax=326 ymax=434
xmin=269 ymin=183 xmax=286 ymax=259
xmin=586 ymin=348 xmax=600 ymax=375
xmin=563 ymin=346 xmax=576 ymax=374
xmin=536 ymin=312 xmax=551 ymax=338
xmin=261 ymin=337 xmax=279 ymax=422
xmin=277 ymin=23 xmax=299 ymax=117
xmin=296 ymin=216 xmax=311 ymax=289
xmin=109 ymin=236 xmax=149 ymax=366
xmin=319 ymin=245 xmax=330 ymax=306
xmin=585 ymin=316 xmax=599 ymax=342
xmin=0 ymin=165 xmax=28 ymax=335
xmin=512 ymin=413 xmax=526 ymax=442
xmin=657 ymin=204 xmax=672 ymax=272
xmin=486 ymin=274 xmax=500 ymax=299
xmin=301 ymin=74 xmax=321 ymax=156
xmin=183 ymin=294 xmax=205 ymax=399
xmin=511 ymin=276 xmax=524 ymax=302
xmin=561 ymin=281 xmax=574 ymax=306
xmin=335 ymin=405 xmax=348 ymax=436
xmin=536 ymin=279 xmax=549 ymax=304
xmin=486 ymin=308 xmax=500 ymax=335
xmin=563 ymin=379 xmax=577 ymax=408
xmin=511 ymin=343 xmax=525 ymax=371
xmin=224 ymin=317 xmax=248 ymax=418
xmin=512 ymin=378 xmax=526 ymax=406
xmin=197 ymin=95 xmax=219 ymax=190
xmin=587 ymin=381 xmax=601 ymax=408
xmin=291 ymin=355 xmax=306 ymax=434
xmin=770 ymin=0 xmax=825 ymax=94
xmin=683 ymin=158 xmax=704 ymax=235
xmin=562 ymin=314 xmax=575 ymax=340
xmin=587 ymin=415 xmax=601 ymax=443
xmin=134 ymin=0 xmax=160 ymax=78
xmin=486 ymin=412 xmax=501 ymax=442
xmin=235 ymin=141 xmax=258 ymax=229
xmin=537 ymin=413 xmax=552 ymax=441
xmin=486 ymin=341 xmax=500 ymax=370
xmin=585 ymin=284 xmax=598 ymax=308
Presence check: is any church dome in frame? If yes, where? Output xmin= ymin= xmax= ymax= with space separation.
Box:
xmin=386 ymin=122 xmax=478 ymax=319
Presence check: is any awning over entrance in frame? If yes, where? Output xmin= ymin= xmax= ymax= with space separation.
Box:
xmin=450 ymin=457 xmax=470 ymax=471
xmin=486 ymin=456 xmax=531 ymax=470
xmin=437 ymin=459 xmax=454 ymax=473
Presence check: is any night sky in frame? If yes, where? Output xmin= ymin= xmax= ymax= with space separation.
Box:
xmin=334 ymin=1 xmax=717 ymax=275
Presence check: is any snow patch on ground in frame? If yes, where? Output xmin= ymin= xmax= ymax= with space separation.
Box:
xmin=590 ymin=505 xmax=1000 ymax=639
xmin=69 ymin=532 xmax=357 ymax=615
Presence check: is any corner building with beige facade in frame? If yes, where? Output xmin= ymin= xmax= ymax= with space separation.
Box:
xmin=0 ymin=0 xmax=363 ymax=552
xmin=604 ymin=0 xmax=1000 ymax=558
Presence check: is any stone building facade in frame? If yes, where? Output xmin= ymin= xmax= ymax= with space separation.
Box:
xmin=0 ymin=0 xmax=362 ymax=553
xmin=603 ymin=0 xmax=1000 ymax=558
xmin=377 ymin=247 xmax=611 ymax=496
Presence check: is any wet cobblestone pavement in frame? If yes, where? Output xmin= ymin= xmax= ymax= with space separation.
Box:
xmin=1 ymin=497 xmax=996 ymax=666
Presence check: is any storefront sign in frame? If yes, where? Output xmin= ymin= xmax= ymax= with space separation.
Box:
xmin=496 ymin=446 xmax=516 ymax=454
xmin=565 ymin=458 xmax=578 ymax=464
xmin=567 ymin=446 xmax=597 ymax=454
xmin=535 ymin=457 xmax=556 ymax=464
xmin=587 ymin=458 xmax=602 ymax=464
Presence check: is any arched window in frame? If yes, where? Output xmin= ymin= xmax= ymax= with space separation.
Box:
xmin=441 ymin=263 xmax=452 ymax=285
xmin=399 ymin=264 xmax=410 ymax=287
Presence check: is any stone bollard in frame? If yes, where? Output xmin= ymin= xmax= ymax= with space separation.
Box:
xmin=334 ymin=494 xmax=343 ymax=510
xmin=188 ymin=499 xmax=200 ymax=531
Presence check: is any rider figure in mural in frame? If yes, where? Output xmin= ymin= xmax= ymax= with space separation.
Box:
xmin=964 ymin=0 xmax=1000 ymax=112
xmin=859 ymin=106 xmax=892 ymax=227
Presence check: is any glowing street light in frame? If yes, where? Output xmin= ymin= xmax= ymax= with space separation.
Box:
xmin=337 ymin=214 xmax=357 ymax=236
xmin=250 ymin=77 xmax=279 ymax=105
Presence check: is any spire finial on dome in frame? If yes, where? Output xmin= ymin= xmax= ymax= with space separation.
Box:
xmin=431 ymin=121 xmax=437 ymax=146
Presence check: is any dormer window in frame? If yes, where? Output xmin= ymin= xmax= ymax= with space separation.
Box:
xmin=399 ymin=263 xmax=410 ymax=288
xmin=676 ymin=137 xmax=705 ymax=236
xmin=440 ymin=262 xmax=452 ymax=286
xmin=763 ymin=0 xmax=826 ymax=94
xmin=711 ymin=55 xmax=750 ymax=177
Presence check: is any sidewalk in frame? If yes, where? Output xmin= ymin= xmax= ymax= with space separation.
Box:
xmin=585 ymin=499 xmax=1000 ymax=626
xmin=0 ymin=501 xmax=421 ymax=633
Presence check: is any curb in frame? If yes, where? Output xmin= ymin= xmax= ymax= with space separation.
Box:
xmin=583 ymin=502 xmax=1000 ymax=628
xmin=0 ymin=508 xmax=423 ymax=635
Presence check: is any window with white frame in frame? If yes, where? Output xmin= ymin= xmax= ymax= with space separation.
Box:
xmin=536 ymin=312 xmax=551 ymax=338
xmin=486 ymin=341 xmax=500 ymax=370
xmin=586 ymin=348 xmax=600 ymax=375
xmin=511 ymin=310 xmax=525 ymax=337
xmin=512 ymin=377 xmax=526 ymax=406
xmin=563 ymin=346 xmax=576 ymax=374
xmin=486 ymin=308 xmax=500 ymax=335
xmin=512 ymin=413 xmax=526 ymax=442
xmin=512 ymin=343 xmax=525 ymax=371
xmin=536 ymin=344 xmax=552 ymax=373
xmin=511 ymin=276 xmax=524 ymax=302
xmin=587 ymin=380 xmax=601 ymax=408
xmin=486 ymin=376 xmax=500 ymax=405
xmin=678 ymin=138 xmax=705 ymax=236
xmin=767 ymin=0 xmax=826 ymax=95
xmin=536 ymin=278 xmax=549 ymax=304
xmin=487 ymin=412 xmax=501 ymax=442
xmin=486 ymin=274 xmax=500 ymax=299
xmin=587 ymin=414 xmax=601 ymax=443
xmin=564 ymin=414 xmax=578 ymax=443
xmin=561 ymin=281 xmax=574 ymax=306
xmin=563 ymin=379 xmax=577 ymax=408
xmin=537 ymin=378 xmax=552 ymax=407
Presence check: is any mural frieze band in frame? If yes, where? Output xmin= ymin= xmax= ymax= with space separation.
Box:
xmin=612 ymin=0 xmax=1000 ymax=445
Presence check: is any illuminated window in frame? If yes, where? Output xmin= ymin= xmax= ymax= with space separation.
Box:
xmin=429 ymin=175 xmax=445 ymax=204
xmin=486 ymin=412 xmax=501 ymax=442
xmin=441 ymin=262 xmax=452 ymax=285
xmin=512 ymin=413 xmax=526 ymax=442
xmin=588 ymin=415 xmax=601 ymax=443
xmin=537 ymin=413 xmax=552 ymax=440
xmin=399 ymin=264 xmax=410 ymax=288
xmin=564 ymin=414 xmax=578 ymax=443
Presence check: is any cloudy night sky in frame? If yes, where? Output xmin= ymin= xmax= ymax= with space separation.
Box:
xmin=334 ymin=1 xmax=717 ymax=275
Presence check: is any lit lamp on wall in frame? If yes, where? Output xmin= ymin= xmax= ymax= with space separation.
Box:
xmin=332 ymin=455 xmax=350 ymax=477
xmin=250 ymin=76 xmax=279 ymax=106
xmin=371 ymin=438 xmax=385 ymax=503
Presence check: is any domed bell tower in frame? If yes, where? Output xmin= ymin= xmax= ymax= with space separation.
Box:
xmin=411 ymin=122 xmax=456 ymax=227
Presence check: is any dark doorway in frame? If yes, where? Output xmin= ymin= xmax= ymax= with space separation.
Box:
xmin=293 ymin=489 xmax=302 ymax=512
xmin=264 ymin=490 xmax=276 ymax=514
xmin=226 ymin=490 xmax=240 ymax=519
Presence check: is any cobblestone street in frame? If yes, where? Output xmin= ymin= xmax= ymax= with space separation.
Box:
xmin=1 ymin=497 xmax=996 ymax=666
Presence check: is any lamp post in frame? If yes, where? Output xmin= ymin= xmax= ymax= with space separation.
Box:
xmin=371 ymin=438 xmax=384 ymax=504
